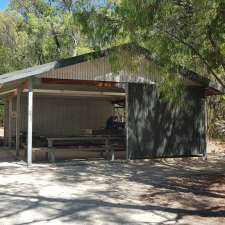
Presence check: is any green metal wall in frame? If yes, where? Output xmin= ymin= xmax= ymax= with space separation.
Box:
xmin=127 ymin=83 xmax=206 ymax=159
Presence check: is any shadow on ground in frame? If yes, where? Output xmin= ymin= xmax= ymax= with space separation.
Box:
xmin=0 ymin=151 xmax=225 ymax=225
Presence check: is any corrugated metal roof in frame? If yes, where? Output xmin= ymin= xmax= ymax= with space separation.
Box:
xmin=0 ymin=44 xmax=119 ymax=85
xmin=0 ymin=43 xmax=224 ymax=94
xmin=39 ymin=56 xmax=160 ymax=84
xmin=0 ymin=61 xmax=57 ymax=84
xmin=0 ymin=44 xmax=161 ymax=85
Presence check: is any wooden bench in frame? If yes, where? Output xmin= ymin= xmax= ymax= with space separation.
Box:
xmin=46 ymin=136 xmax=125 ymax=163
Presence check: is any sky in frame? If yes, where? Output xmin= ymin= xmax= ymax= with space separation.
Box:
xmin=0 ymin=0 xmax=9 ymax=11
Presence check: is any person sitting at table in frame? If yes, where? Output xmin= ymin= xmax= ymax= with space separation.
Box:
xmin=106 ymin=115 xmax=114 ymax=129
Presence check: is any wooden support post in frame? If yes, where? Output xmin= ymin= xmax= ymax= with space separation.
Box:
xmin=16 ymin=88 xmax=21 ymax=157
xmin=27 ymin=79 xmax=33 ymax=166
xmin=8 ymin=96 xmax=13 ymax=148
xmin=3 ymin=98 xmax=9 ymax=146
xmin=48 ymin=149 xmax=55 ymax=163
xmin=48 ymin=139 xmax=53 ymax=148
xmin=204 ymin=99 xmax=208 ymax=160
xmin=105 ymin=138 xmax=110 ymax=160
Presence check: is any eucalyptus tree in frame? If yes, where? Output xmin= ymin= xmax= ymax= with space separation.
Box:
xmin=76 ymin=0 xmax=225 ymax=136
xmin=0 ymin=12 xmax=29 ymax=74
xmin=76 ymin=0 xmax=225 ymax=87
xmin=9 ymin=0 xmax=90 ymax=65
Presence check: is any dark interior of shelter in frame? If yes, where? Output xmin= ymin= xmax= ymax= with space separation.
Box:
xmin=3 ymin=80 xmax=127 ymax=162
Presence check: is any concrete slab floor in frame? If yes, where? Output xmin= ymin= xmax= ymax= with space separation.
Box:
xmin=0 ymin=151 xmax=224 ymax=225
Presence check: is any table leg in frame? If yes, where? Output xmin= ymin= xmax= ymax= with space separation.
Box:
xmin=48 ymin=149 xmax=55 ymax=163
xmin=105 ymin=138 xmax=110 ymax=160
xmin=111 ymin=146 xmax=115 ymax=161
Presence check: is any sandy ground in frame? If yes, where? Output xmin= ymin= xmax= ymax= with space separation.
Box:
xmin=0 ymin=143 xmax=225 ymax=225
xmin=0 ymin=140 xmax=225 ymax=225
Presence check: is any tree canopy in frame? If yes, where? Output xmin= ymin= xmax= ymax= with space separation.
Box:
xmin=77 ymin=0 xmax=225 ymax=87
xmin=0 ymin=0 xmax=225 ymax=137
xmin=0 ymin=0 xmax=91 ymax=74
xmin=76 ymin=0 xmax=225 ymax=135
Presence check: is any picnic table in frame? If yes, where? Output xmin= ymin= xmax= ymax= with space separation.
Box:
xmin=46 ymin=135 xmax=125 ymax=162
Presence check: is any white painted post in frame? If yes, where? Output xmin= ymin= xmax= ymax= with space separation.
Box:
xmin=27 ymin=79 xmax=33 ymax=166
xmin=16 ymin=88 xmax=21 ymax=157
xmin=8 ymin=96 xmax=13 ymax=148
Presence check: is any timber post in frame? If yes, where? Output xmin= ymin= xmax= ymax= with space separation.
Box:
xmin=16 ymin=88 xmax=21 ymax=158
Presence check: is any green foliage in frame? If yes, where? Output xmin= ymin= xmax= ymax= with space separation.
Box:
xmin=157 ymin=73 xmax=185 ymax=105
xmin=75 ymin=0 xmax=225 ymax=137
xmin=0 ymin=0 xmax=225 ymax=138
xmin=76 ymin=0 xmax=225 ymax=87
xmin=11 ymin=0 xmax=84 ymax=63
xmin=208 ymin=96 xmax=225 ymax=139
xmin=0 ymin=0 xmax=92 ymax=75
xmin=108 ymin=47 xmax=146 ymax=74
xmin=0 ymin=12 xmax=20 ymax=74
xmin=0 ymin=0 xmax=93 ymax=126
